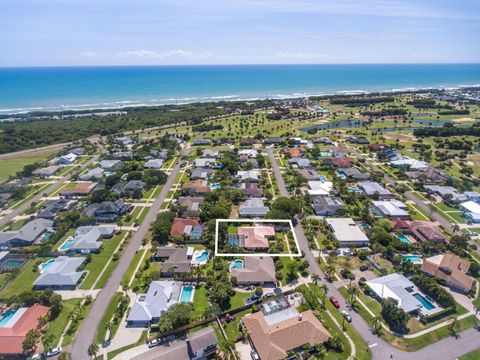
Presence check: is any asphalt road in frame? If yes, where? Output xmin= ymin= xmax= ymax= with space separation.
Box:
xmin=71 ymin=148 xmax=189 ymax=360
xmin=0 ymin=153 xmax=100 ymax=228
xmin=267 ymin=147 xmax=480 ymax=360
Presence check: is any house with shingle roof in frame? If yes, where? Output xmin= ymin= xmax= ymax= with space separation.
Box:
xmin=237 ymin=183 xmax=263 ymax=197
xmin=144 ymin=159 xmax=164 ymax=169
xmin=178 ymin=197 xmax=204 ymax=217
xmin=182 ymin=179 xmax=211 ymax=196
xmin=421 ymin=253 xmax=475 ymax=294
xmin=239 ymin=198 xmax=269 ymax=218
xmin=190 ymin=168 xmax=213 ymax=180
xmin=358 ymin=181 xmax=392 ymax=199
xmin=33 ymin=256 xmax=86 ymax=289
xmin=0 ymin=218 xmax=54 ymax=248
xmin=289 ymin=157 xmax=310 ymax=168
xmin=153 ymin=247 xmax=193 ymax=275
xmin=231 ymin=257 xmax=276 ymax=285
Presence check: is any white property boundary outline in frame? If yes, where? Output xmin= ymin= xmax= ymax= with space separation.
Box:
xmin=214 ymin=218 xmax=302 ymax=257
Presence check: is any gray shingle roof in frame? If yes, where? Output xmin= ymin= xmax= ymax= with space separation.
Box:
xmin=34 ymin=256 xmax=85 ymax=287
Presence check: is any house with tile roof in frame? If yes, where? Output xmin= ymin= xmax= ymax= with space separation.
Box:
xmin=231 ymin=257 xmax=276 ymax=285
xmin=242 ymin=308 xmax=330 ymax=360
xmin=389 ymin=218 xmax=446 ymax=243
xmin=182 ymin=179 xmax=211 ymax=196
xmin=178 ymin=197 xmax=204 ymax=217
xmin=0 ymin=305 xmax=50 ymax=356
xmin=421 ymin=254 xmax=475 ymax=294
xmin=170 ymin=218 xmax=202 ymax=239
xmin=236 ymin=226 xmax=275 ymax=249
xmin=237 ymin=183 xmax=263 ymax=197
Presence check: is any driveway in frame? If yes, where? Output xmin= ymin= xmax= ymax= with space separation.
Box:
xmin=235 ymin=340 xmax=253 ymax=360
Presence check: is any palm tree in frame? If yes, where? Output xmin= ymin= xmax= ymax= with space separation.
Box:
xmin=349 ymin=285 xmax=358 ymax=308
xmin=324 ymin=264 xmax=335 ymax=282
xmin=451 ymin=224 xmax=460 ymax=234
xmin=371 ymin=316 xmax=382 ymax=335
xmin=319 ymin=284 xmax=329 ymax=309
xmin=312 ymin=274 xmax=321 ymax=286
xmin=88 ymin=343 xmax=99 ymax=359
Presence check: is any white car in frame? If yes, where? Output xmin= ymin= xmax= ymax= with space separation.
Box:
xmin=251 ymin=349 xmax=260 ymax=360
xmin=46 ymin=347 xmax=62 ymax=357
xmin=30 ymin=354 xmax=43 ymax=360
xmin=148 ymin=338 xmax=160 ymax=348
xmin=341 ymin=310 xmax=352 ymax=323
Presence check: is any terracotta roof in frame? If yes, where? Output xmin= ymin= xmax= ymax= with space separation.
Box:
xmin=329 ymin=158 xmax=353 ymax=168
xmin=242 ymin=309 xmax=330 ymax=360
xmin=182 ymin=179 xmax=211 ymax=194
xmin=421 ymin=253 xmax=474 ymax=293
xmin=0 ymin=305 xmax=49 ymax=354
xmin=284 ymin=148 xmax=303 ymax=158
xmin=170 ymin=217 xmax=201 ymax=237
xmin=238 ymin=226 xmax=275 ymax=249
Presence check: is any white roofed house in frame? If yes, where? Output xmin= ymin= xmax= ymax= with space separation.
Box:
xmin=98 ymin=159 xmax=122 ymax=170
xmin=308 ymin=180 xmax=333 ymax=196
xmin=237 ymin=170 xmax=259 ymax=183
xmin=58 ymin=153 xmax=78 ymax=165
xmin=80 ymin=167 xmax=105 ymax=181
xmin=33 ymin=256 xmax=86 ymax=290
xmin=193 ymin=158 xmax=216 ymax=168
xmin=144 ymin=159 xmax=164 ymax=169
xmin=238 ymin=149 xmax=258 ymax=158
xmin=460 ymin=201 xmax=480 ymax=223
xmin=127 ymin=281 xmax=182 ymax=327
xmin=358 ymin=181 xmax=392 ymax=199
xmin=371 ymin=199 xmax=409 ymax=218
xmin=325 ymin=218 xmax=369 ymax=247
xmin=389 ymin=156 xmax=429 ymax=170
xmin=239 ymin=198 xmax=270 ymax=218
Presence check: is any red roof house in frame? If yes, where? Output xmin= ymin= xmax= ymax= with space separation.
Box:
xmin=170 ymin=217 xmax=201 ymax=237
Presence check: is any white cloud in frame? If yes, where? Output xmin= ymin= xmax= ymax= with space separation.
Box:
xmin=117 ymin=49 xmax=215 ymax=60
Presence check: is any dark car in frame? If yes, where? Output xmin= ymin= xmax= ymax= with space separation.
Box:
xmin=329 ymin=296 xmax=340 ymax=308
xmin=251 ymin=294 xmax=261 ymax=301
xmin=360 ymin=265 xmax=369 ymax=271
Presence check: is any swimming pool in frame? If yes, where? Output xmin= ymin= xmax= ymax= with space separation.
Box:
xmin=59 ymin=237 xmax=74 ymax=251
xmin=348 ymin=187 xmax=363 ymax=193
xmin=210 ymin=183 xmax=221 ymax=190
xmin=39 ymin=259 xmax=56 ymax=272
xmin=413 ymin=293 xmax=435 ymax=310
xmin=319 ymin=175 xmax=327 ymax=181
xmin=0 ymin=309 xmax=17 ymax=327
xmin=397 ymin=234 xmax=412 ymax=244
xmin=403 ymin=255 xmax=423 ymax=265
xmin=179 ymin=285 xmax=195 ymax=303
xmin=231 ymin=259 xmax=244 ymax=269
xmin=195 ymin=250 xmax=208 ymax=263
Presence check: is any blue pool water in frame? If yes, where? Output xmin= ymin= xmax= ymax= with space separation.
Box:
xmin=348 ymin=187 xmax=363 ymax=193
xmin=403 ymin=255 xmax=423 ymax=264
xmin=397 ymin=234 xmax=411 ymax=244
xmin=0 ymin=309 xmax=17 ymax=327
xmin=210 ymin=183 xmax=221 ymax=190
xmin=40 ymin=259 xmax=55 ymax=271
xmin=319 ymin=175 xmax=327 ymax=181
xmin=59 ymin=238 xmax=74 ymax=251
xmin=231 ymin=260 xmax=244 ymax=269
xmin=195 ymin=251 xmax=208 ymax=262
xmin=179 ymin=286 xmax=194 ymax=303
xmin=413 ymin=293 xmax=435 ymax=310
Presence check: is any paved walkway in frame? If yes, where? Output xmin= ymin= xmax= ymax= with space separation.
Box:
xmin=55 ymin=289 xmax=100 ymax=300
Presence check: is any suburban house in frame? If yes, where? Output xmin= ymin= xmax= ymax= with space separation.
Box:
xmin=58 ymin=153 xmax=77 ymax=165
xmin=460 ymin=200 xmax=480 ymax=223
xmin=389 ymin=218 xmax=446 ymax=243
xmin=312 ymin=196 xmax=344 ymax=216
xmin=325 ymin=218 xmax=369 ymax=247
xmin=84 ymin=200 xmax=131 ymax=222
xmin=33 ymin=256 xmax=86 ymax=290
xmin=405 ymin=167 xmax=448 ymax=184
xmin=60 ymin=181 xmax=97 ymax=197
xmin=232 ymin=226 xmax=275 ymax=249
xmin=424 ymin=185 xmax=467 ymax=203
xmin=67 ymin=225 xmax=115 ymax=253
xmin=193 ymin=158 xmax=216 ymax=168
xmin=130 ymin=326 xmax=217 ymax=360
xmin=170 ymin=218 xmax=203 ymax=240
xmin=331 ymin=146 xmax=347 ymax=158
xmin=237 ymin=183 xmax=263 ymax=197
xmin=242 ymin=306 xmax=331 ymax=360
xmin=177 ymin=197 xmax=204 ymax=217
xmin=182 ymin=180 xmax=211 ymax=196
xmin=153 ymin=247 xmax=193 ymax=276
xmin=144 ymin=159 xmax=164 ymax=169
xmin=237 ymin=170 xmax=259 ymax=182
xmin=0 ymin=218 xmax=54 ymax=248
xmin=231 ymin=256 xmax=276 ymax=285
xmin=80 ymin=167 xmax=105 ymax=181
xmin=152 ymin=148 xmax=169 ymax=159
xmin=366 ymin=273 xmax=435 ymax=315
xmin=307 ymin=180 xmax=333 ymax=196
xmin=263 ymin=137 xmax=283 ymax=145
xmin=299 ymin=169 xmax=320 ymax=181
xmin=239 ymin=198 xmax=269 ymax=218
xmin=358 ymin=181 xmax=392 ymax=199
xmin=327 ymin=157 xmax=353 ymax=168
xmin=389 ymin=156 xmax=429 ymax=170
xmin=421 ymin=254 xmax=475 ymax=294
xmin=115 ymin=136 xmax=134 ymax=146
xmin=190 ymin=168 xmax=214 ymax=180
xmin=99 ymin=159 xmax=122 ymax=170
xmin=289 ymin=157 xmax=310 ymax=168
xmin=284 ymin=148 xmax=304 ymax=158
xmin=202 ymin=149 xmax=220 ymax=158
xmin=127 ymin=281 xmax=181 ymax=326
xmin=37 ymin=198 xmax=74 ymax=220
xmin=0 ymin=305 xmax=50 ymax=356
xmin=192 ymin=138 xmax=212 ymax=146
xmin=238 ymin=149 xmax=258 ymax=158
xmin=371 ymin=200 xmax=409 ymax=218
xmin=338 ymin=167 xmax=371 ymax=180
xmin=124 ymin=180 xmax=147 ymax=193
xmin=33 ymin=165 xmax=61 ymax=178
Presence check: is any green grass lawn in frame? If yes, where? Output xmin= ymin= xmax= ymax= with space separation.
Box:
xmin=223 ymin=308 xmax=250 ymax=342
xmin=192 ymin=285 xmax=209 ymax=319
xmin=0 ymin=273 xmax=13 ymax=290
xmin=62 ymin=300 xmax=93 ymax=346
xmin=122 ymin=249 xmax=146 ymax=288
xmin=96 ymin=292 xmax=124 ymax=344
xmin=43 ymin=298 xmax=81 ymax=347
xmin=0 ymin=260 xmax=40 ymax=298
xmin=460 ymin=348 xmax=480 ymax=360
xmin=79 ymin=233 xmax=125 ymax=289
xmin=0 ymin=150 xmax=57 ymax=182
xmin=228 ymin=291 xmax=253 ymax=310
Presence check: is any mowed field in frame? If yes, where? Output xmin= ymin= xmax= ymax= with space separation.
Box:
xmin=0 ymin=150 xmax=57 ymax=182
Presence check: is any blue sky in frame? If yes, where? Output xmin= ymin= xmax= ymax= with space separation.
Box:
xmin=1 ymin=0 xmax=479 ymax=66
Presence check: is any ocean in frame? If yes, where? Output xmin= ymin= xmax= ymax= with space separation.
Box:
xmin=1 ymin=64 xmax=480 ymax=114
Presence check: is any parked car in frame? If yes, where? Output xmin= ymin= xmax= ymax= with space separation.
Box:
xmin=30 ymin=354 xmax=44 ymax=360
xmin=263 ymin=292 xmax=275 ymax=299
xmin=329 ymin=296 xmax=340 ymax=308
xmin=360 ymin=265 xmax=369 ymax=271
xmin=148 ymin=338 xmax=160 ymax=348
xmin=251 ymin=349 xmax=260 ymax=360
xmin=251 ymin=294 xmax=261 ymax=301
xmin=341 ymin=310 xmax=352 ymax=322
xmin=46 ymin=348 xmax=62 ymax=358
xmin=102 ymin=339 xmax=111 ymax=348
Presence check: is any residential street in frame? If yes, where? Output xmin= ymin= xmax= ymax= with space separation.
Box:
xmin=266 ymin=147 xmax=480 ymax=360
xmin=71 ymin=147 xmax=189 ymax=360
